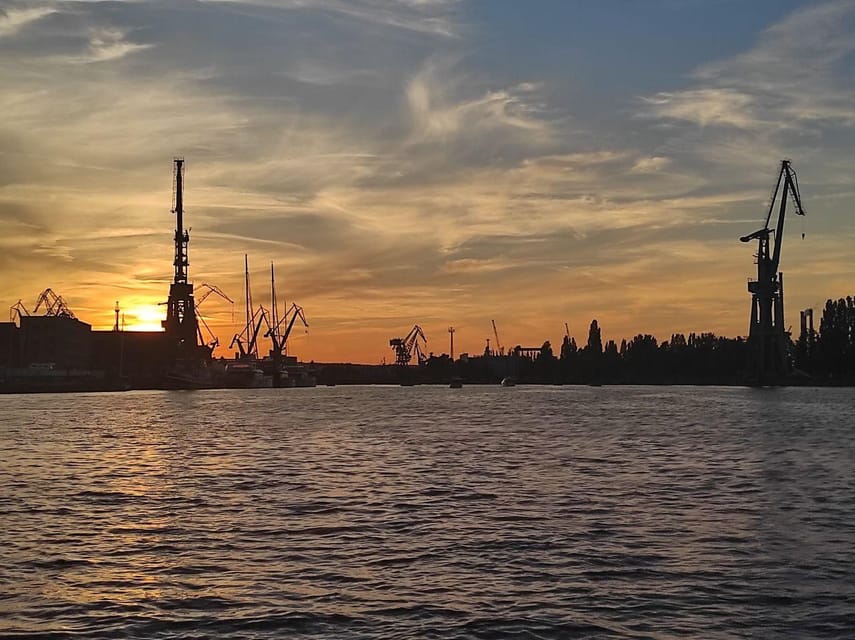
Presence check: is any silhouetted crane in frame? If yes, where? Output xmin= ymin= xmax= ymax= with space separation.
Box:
xmin=390 ymin=324 xmax=427 ymax=366
xmin=9 ymin=300 xmax=29 ymax=325
xmin=230 ymin=306 xmax=269 ymax=359
xmin=492 ymin=319 xmax=504 ymax=356
xmin=196 ymin=283 xmax=234 ymax=308
xmin=33 ymin=288 xmax=75 ymax=318
xmin=740 ymin=159 xmax=806 ymax=382
xmin=265 ymin=302 xmax=308 ymax=357
xmin=195 ymin=283 xmax=234 ymax=349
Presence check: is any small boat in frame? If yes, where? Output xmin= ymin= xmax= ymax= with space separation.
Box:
xmin=500 ymin=377 xmax=516 ymax=387
xmin=449 ymin=377 xmax=463 ymax=388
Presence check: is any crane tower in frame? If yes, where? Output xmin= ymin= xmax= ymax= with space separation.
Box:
xmin=740 ymin=159 xmax=806 ymax=382
xmin=162 ymin=158 xmax=204 ymax=359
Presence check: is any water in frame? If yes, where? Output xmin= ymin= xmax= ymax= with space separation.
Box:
xmin=1 ymin=385 xmax=853 ymax=639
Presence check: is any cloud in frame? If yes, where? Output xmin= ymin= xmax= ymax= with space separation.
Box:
xmin=406 ymin=66 xmax=549 ymax=142
xmin=199 ymin=0 xmax=462 ymax=37
xmin=641 ymin=88 xmax=758 ymax=129
xmin=640 ymin=1 xmax=855 ymax=134
xmin=0 ymin=6 xmax=54 ymax=38
xmin=630 ymin=156 xmax=671 ymax=174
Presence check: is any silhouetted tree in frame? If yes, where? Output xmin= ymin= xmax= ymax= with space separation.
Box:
xmin=586 ymin=320 xmax=603 ymax=355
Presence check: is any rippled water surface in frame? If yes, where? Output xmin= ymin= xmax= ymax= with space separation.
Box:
xmin=1 ymin=385 xmax=854 ymax=639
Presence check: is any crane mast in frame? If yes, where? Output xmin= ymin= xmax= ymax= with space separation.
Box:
xmin=492 ymin=320 xmax=503 ymax=356
xmin=740 ymin=159 xmax=806 ymax=382
xmin=162 ymin=158 xmax=204 ymax=360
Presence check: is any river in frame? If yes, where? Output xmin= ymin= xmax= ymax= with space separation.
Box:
xmin=1 ymin=385 xmax=853 ymax=638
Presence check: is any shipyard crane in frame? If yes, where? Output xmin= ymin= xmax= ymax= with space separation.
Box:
xmin=389 ymin=324 xmax=428 ymax=366
xmin=740 ymin=159 xmax=806 ymax=381
xmin=196 ymin=313 xmax=221 ymax=349
xmin=33 ymin=288 xmax=75 ymax=318
xmin=265 ymin=302 xmax=308 ymax=356
xmin=161 ymin=158 xmax=201 ymax=357
xmin=196 ymin=283 xmax=234 ymax=308
xmin=194 ymin=283 xmax=235 ymax=349
xmin=229 ymin=306 xmax=269 ymax=359
xmin=9 ymin=300 xmax=29 ymax=325
xmin=492 ymin=320 xmax=504 ymax=356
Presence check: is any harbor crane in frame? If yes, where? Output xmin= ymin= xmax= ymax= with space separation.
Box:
xmin=194 ymin=283 xmax=234 ymax=349
xmin=9 ymin=300 xmax=29 ymax=325
xmin=390 ymin=324 xmax=428 ymax=366
xmin=740 ymin=159 xmax=806 ymax=381
xmin=229 ymin=306 xmax=269 ymax=359
xmin=161 ymin=158 xmax=204 ymax=358
xmin=492 ymin=320 xmax=504 ymax=356
xmin=33 ymin=288 xmax=75 ymax=319
xmin=265 ymin=302 xmax=308 ymax=356
xmin=196 ymin=283 xmax=234 ymax=309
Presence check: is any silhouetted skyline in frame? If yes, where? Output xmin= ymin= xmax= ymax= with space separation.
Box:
xmin=1 ymin=1 xmax=854 ymax=363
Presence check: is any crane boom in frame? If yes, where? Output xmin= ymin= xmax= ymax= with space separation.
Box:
xmin=281 ymin=304 xmax=308 ymax=345
xmin=196 ymin=283 xmax=234 ymax=306
xmin=740 ymin=159 xmax=807 ymax=383
xmin=492 ymin=320 xmax=502 ymax=355
xmin=771 ymin=161 xmax=805 ymax=272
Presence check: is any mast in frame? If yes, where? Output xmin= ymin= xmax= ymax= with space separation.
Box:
xmin=244 ymin=254 xmax=250 ymax=338
xmin=270 ymin=262 xmax=278 ymax=337
xmin=162 ymin=158 xmax=201 ymax=359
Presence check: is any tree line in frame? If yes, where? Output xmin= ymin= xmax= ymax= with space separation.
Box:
xmin=794 ymin=297 xmax=855 ymax=380
xmin=420 ymin=296 xmax=855 ymax=385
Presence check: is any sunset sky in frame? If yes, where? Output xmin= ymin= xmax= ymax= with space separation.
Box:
xmin=1 ymin=0 xmax=854 ymax=363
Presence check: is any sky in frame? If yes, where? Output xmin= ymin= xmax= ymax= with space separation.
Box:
xmin=1 ymin=0 xmax=854 ymax=363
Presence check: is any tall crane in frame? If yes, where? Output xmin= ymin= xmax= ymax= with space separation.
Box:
xmin=390 ymin=324 xmax=427 ymax=366
xmin=492 ymin=319 xmax=504 ymax=356
xmin=161 ymin=158 xmax=204 ymax=359
xmin=740 ymin=159 xmax=806 ymax=381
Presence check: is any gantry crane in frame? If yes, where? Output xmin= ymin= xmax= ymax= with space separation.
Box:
xmin=33 ymin=288 xmax=75 ymax=318
xmin=740 ymin=159 xmax=806 ymax=381
xmin=390 ymin=324 xmax=428 ymax=366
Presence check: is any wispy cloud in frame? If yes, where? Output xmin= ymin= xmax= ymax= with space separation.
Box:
xmin=0 ymin=5 xmax=54 ymax=38
xmin=200 ymin=0 xmax=463 ymax=37
xmin=640 ymin=1 xmax=855 ymax=133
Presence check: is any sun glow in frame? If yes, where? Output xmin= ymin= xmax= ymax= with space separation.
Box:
xmin=123 ymin=305 xmax=165 ymax=332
